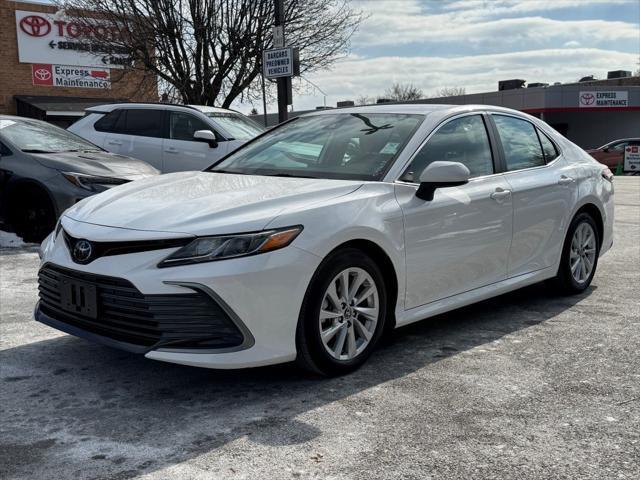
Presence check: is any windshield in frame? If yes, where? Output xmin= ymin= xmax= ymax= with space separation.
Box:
xmin=206 ymin=112 xmax=265 ymax=140
xmin=0 ymin=118 xmax=100 ymax=153
xmin=208 ymin=113 xmax=423 ymax=180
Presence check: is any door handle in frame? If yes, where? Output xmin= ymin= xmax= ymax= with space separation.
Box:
xmin=164 ymin=148 xmax=178 ymax=154
xmin=490 ymin=188 xmax=511 ymax=202
xmin=558 ymin=176 xmax=575 ymax=185
xmin=106 ymin=140 xmax=122 ymax=146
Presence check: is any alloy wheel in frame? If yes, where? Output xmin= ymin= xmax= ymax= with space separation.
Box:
xmin=318 ymin=267 xmax=379 ymax=361
xmin=570 ymin=222 xmax=597 ymax=284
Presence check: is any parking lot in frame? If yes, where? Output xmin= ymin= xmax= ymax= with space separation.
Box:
xmin=0 ymin=177 xmax=638 ymax=480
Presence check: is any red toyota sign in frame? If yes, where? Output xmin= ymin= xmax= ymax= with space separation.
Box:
xmin=32 ymin=64 xmax=53 ymax=86
xmin=20 ymin=15 xmax=51 ymax=37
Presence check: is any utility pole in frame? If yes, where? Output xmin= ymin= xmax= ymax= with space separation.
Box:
xmin=274 ymin=0 xmax=289 ymax=123
xmin=261 ymin=73 xmax=268 ymax=127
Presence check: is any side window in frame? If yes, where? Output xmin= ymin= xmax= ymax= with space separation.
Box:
xmin=94 ymin=110 xmax=121 ymax=132
xmin=400 ymin=114 xmax=493 ymax=182
xmin=537 ymin=129 xmax=559 ymax=163
xmin=121 ymin=109 xmax=163 ymax=138
xmin=610 ymin=142 xmax=627 ymax=152
xmin=493 ymin=115 xmax=545 ymax=171
xmin=169 ymin=112 xmax=212 ymax=141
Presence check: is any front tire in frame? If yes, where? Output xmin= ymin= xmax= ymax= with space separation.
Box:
xmin=7 ymin=185 xmax=56 ymax=243
xmin=296 ymin=248 xmax=388 ymax=376
xmin=548 ymin=212 xmax=600 ymax=295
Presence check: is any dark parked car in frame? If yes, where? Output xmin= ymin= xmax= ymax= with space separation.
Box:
xmin=586 ymin=138 xmax=640 ymax=170
xmin=0 ymin=115 xmax=159 ymax=242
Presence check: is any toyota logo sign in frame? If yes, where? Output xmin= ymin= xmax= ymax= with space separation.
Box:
xmin=19 ymin=15 xmax=51 ymax=37
xmin=580 ymin=93 xmax=595 ymax=106
xmin=34 ymin=68 xmax=51 ymax=81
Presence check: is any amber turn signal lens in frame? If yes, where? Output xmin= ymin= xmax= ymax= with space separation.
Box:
xmin=258 ymin=227 xmax=303 ymax=252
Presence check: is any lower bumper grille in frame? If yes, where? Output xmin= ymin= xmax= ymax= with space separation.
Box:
xmin=37 ymin=264 xmax=244 ymax=350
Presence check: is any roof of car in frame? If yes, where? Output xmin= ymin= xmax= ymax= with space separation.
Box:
xmin=299 ymin=103 xmax=526 ymax=117
xmin=187 ymin=105 xmax=236 ymax=114
xmin=84 ymin=103 xmax=238 ymax=115
xmin=0 ymin=114 xmax=47 ymax=124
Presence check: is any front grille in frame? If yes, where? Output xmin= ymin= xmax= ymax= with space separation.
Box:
xmin=63 ymin=230 xmax=192 ymax=265
xmin=37 ymin=264 xmax=244 ymax=350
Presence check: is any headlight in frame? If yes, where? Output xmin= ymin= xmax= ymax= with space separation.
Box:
xmin=62 ymin=172 xmax=129 ymax=192
xmin=157 ymin=226 xmax=303 ymax=267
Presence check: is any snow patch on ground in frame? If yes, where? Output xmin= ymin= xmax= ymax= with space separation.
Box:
xmin=0 ymin=230 xmax=29 ymax=248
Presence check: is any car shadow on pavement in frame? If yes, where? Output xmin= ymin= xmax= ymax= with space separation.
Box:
xmin=0 ymin=282 xmax=594 ymax=479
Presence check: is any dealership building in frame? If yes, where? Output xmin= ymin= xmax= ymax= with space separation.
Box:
xmin=256 ymin=74 xmax=640 ymax=150
xmin=0 ymin=1 xmax=157 ymax=127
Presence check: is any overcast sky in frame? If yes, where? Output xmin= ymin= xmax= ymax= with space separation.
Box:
xmin=266 ymin=0 xmax=639 ymax=113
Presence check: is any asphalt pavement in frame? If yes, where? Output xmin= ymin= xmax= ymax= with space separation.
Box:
xmin=1 ymin=178 xmax=638 ymax=480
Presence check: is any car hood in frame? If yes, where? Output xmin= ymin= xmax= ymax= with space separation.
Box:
xmin=64 ymin=171 xmax=363 ymax=236
xmin=31 ymin=150 xmax=159 ymax=179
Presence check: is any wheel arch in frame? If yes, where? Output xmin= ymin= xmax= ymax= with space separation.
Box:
xmin=572 ymin=202 xmax=604 ymax=247
xmin=326 ymin=238 xmax=399 ymax=330
xmin=5 ymin=177 xmax=59 ymax=218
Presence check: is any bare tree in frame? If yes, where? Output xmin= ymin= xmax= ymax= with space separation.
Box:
xmin=355 ymin=95 xmax=375 ymax=105
xmin=58 ymin=0 xmax=363 ymax=107
xmin=434 ymin=87 xmax=466 ymax=98
xmin=383 ymin=83 xmax=424 ymax=102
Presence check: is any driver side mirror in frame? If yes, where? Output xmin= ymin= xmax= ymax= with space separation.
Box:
xmin=602 ymin=147 xmax=609 ymax=153
xmin=193 ymin=130 xmax=218 ymax=148
xmin=416 ymin=161 xmax=470 ymax=201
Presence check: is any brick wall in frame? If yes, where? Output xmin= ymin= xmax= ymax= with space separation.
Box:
xmin=0 ymin=1 xmax=158 ymax=115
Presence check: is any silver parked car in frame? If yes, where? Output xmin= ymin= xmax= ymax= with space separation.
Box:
xmin=0 ymin=115 xmax=159 ymax=242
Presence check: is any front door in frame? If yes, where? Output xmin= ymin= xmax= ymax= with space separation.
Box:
xmin=396 ymin=114 xmax=513 ymax=309
xmin=163 ymin=112 xmax=229 ymax=172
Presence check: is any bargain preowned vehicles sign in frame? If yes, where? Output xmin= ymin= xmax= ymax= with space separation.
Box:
xmin=32 ymin=64 xmax=111 ymax=89
xmin=15 ymin=10 xmax=129 ymax=69
xmin=579 ymin=91 xmax=628 ymax=108
xmin=624 ymin=145 xmax=640 ymax=172
xmin=263 ymin=47 xmax=295 ymax=79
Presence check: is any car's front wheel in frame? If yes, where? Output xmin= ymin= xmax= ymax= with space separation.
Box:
xmin=296 ymin=248 xmax=388 ymax=376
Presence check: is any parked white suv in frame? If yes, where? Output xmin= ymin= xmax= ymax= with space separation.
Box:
xmin=68 ymin=104 xmax=265 ymax=172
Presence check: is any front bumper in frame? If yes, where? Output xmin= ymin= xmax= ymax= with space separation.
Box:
xmin=37 ymin=218 xmax=322 ymax=369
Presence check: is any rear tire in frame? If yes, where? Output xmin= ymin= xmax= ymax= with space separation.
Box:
xmin=296 ymin=248 xmax=388 ymax=376
xmin=7 ymin=185 xmax=56 ymax=243
xmin=547 ymin=212 xmax=600 ymax=295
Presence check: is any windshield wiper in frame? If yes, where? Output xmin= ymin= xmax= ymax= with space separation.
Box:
xmin=209 ymin=169 xmax=247 ymax=175
xmin=264 ymin=173 xmax=316 ymax=179
xmin=21 ymin=149 xmax=57 ymax=153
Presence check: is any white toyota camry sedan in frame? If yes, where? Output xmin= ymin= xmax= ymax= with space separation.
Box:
xmin=37 ymin=104 xmax=614 ymax=375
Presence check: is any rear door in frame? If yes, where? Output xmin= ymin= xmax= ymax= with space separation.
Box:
xmin=396 ymin=113 xmax=513 ymax=308
xmin=103 ymin=109 xmax=165 ymax=169
xmin=162 ymin=111 xmax=229 ymax=172
xmin=489 ymin=113 xmax=578 ymax=277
